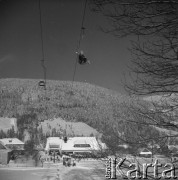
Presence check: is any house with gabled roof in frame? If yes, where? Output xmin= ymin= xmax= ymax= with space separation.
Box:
xmin=62 ymin=137 xmax=101 ymax=154
xmin=0 ymin=138 xmax=24 ymax=150
xmin=138 ymin=148 xmax=152 ymax=157
xmin=45 ymin=136 xmax=106 ymax=155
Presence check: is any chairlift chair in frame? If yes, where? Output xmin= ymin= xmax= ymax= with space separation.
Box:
xmin=38 ymin=80 xmax=46 ymax=87
xmin=78 ymin=51 xmax=90 ymax=65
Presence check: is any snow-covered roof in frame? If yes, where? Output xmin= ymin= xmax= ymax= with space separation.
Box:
xmin=0 ymin=138 xmax=24 ymax=145
xmin=62 ymin=137 xmax=100 ymax=151
xmin=45 ymin=137 xmax=63 ymax=151
xmin=139 ymin=148 xmax=152 ymax=155
xmin=168 ymin=145 xmax=178 ymax=150
xmin=45 ymin=137 xmax=103 ymax=152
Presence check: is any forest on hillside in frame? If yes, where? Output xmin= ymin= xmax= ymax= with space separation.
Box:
xmin=0 ymin=78 xmax=176 ymax=154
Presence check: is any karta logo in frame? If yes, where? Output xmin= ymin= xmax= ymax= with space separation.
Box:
xmin=105 ymin=157 xmax=177 ymax=179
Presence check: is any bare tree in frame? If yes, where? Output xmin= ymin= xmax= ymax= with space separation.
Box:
xmin=91 ymin=0 xmax=178 ymax=134
xmin=88 ymin=3 xmax=178 ymax=173
xmin=100 ymin=99 xmax=178 ymax=179
xmin=91 ymin=0 xmax=178 ymax=36
xmin=91 ymin=0 xmax=178 ymax=96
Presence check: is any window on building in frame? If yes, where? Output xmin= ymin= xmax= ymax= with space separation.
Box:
xmin=74 ymin=144 xmax=91 ymax=148
xmin=49 ymin=144 xmax=59 ymax=148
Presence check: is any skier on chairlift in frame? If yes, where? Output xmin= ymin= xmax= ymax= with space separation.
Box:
xmin=77 ymin=51 xmax=90 ymax=65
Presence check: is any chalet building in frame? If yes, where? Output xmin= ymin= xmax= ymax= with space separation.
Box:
xmin=0 ymin=138 xmax=24 ymax=150
xmin=62 ymin=137 xmax=101 ymax=154
xmin=45 ymin=137 xmax=106 ymax=155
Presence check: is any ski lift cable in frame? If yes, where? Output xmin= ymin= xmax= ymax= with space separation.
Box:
xmin=38 ymin=0 xmax=47 ymax=90
xmin=72 ymin=0 xmax=88 ymax=85
xmin=38 ymin=0 xmax=48 ymax=120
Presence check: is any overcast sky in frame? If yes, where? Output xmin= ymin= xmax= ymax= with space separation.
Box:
xmin=0 ymin=0 xmax=132 ymax=93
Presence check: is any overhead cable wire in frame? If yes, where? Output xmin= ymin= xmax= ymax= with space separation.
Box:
xmin=38 ymin=0 xmax=47 ymax=90
xmin=38 ymin=0 xmax=48 ymax=120
xmin=72 ymin=0 xmax=88 ymax=86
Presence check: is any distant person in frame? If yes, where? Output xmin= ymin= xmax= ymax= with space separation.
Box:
xmin=77 ymin=51 xmax=90 ymax=65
